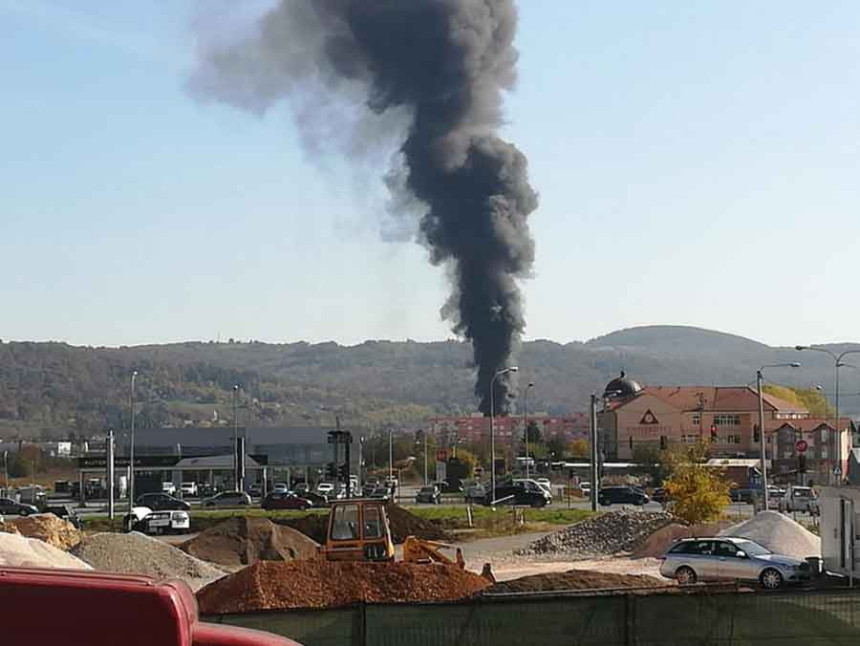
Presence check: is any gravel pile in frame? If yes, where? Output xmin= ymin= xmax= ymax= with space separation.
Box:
xmin=197 ymin=560 xmax=490 ymax=613
xmin=719 ymin=511 xmax=820 ymax=560
xmin=181 ymin=517 xmax=319 ymax=567
xmin=516 ymin=511 xmax=674 ymax=559
xmin=72 ymin=532 xmax=228 ymax=591
xmin=487 ymin=569 xmax=666 ymax=594
xmin=0 ymin=532 xmax=91 ymax=569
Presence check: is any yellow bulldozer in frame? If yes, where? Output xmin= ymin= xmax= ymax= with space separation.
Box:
xmin=319 ymin=499 xmax=465 ymax=568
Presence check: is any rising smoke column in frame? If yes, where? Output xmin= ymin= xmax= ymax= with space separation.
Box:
xmin=190 ymin=0 xmax=538 ymax=414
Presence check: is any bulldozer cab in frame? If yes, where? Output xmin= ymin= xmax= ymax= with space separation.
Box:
xmin=322 ymin=499 xmax=395 ymax=562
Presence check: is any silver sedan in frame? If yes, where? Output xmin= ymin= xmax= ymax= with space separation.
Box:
xmin=659 ymin=537 xmax=811 ymax=589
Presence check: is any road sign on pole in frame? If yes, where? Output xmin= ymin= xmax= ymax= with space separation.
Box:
xmin=795 ymin=439 xmax=808 ymax=453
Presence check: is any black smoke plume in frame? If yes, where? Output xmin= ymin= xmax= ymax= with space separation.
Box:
xmin=190 ymin=0 xmax=537 ymax=414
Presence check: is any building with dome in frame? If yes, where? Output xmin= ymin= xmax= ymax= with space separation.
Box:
xmin=597 ymin=372 xmax=852 ymax=482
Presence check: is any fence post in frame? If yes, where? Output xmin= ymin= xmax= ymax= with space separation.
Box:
xmin=624 ymin=594 xmax=635 ymax=646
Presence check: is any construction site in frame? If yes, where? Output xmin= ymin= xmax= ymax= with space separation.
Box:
xmin=2 ymin=496 xmax=858 ymax=646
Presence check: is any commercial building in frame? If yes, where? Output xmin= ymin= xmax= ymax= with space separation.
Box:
xmin=80 ymin=426 xmax=359 ymax=492
xmin=598 ymin=372 xmax=852 ymax=481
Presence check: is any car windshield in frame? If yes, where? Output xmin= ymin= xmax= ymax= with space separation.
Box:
xmin=733 ymin=539 xmax=771 ymax=556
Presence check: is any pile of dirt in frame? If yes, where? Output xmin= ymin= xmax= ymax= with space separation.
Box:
xmin=719 ymin=511 xmax=820 ymax=560
xmin=633 ymin=522 xmax=724 ymax=559
xmin=516 ymin=511 xmax=675 ymax=559
xmin=197 ymin=560 xmax=490 ymax=613
xmin=276 ymin=514 xmax=329 ymax=544
xmin=181 ymin=517 xmax=319 ymax=567
xmin=72 ymin=532 xmax=227 ymax=591
xmin=3 ymin=514 xmax=83 ymax=550
xmin=0 ymin=532 xmax=91 ymax=569
xmin=487 ymin=569 xmax=666 ymax=594
xmin=384 ymin=503 xmax=451 ymax=543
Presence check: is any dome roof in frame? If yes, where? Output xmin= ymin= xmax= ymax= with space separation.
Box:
xmin=604 ymin=371 xmax=642 ymax=398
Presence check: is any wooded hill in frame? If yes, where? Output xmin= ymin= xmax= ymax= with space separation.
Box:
xmin=1 ymin=326 xmax=857 ymax=439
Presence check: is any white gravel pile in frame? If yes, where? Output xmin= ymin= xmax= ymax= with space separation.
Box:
xmin=516 ymin=511 xmax=675 ymax=559
xmin=719 ymin=511 xmax=820 ymax=560
xmin=0 ymin=532 xmax=91 ymax=569
xmin=71 ymin=532 xmax=228 ymax=591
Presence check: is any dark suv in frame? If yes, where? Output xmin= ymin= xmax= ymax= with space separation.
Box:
xmin=483 ymin=480 xmax=551 ymax=507
xmin=598 ymin=486 xmax=649 ymax=506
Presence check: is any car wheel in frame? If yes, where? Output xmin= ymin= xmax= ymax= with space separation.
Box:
xmin=760 ymin=568 xmax=783 ymax=590
xmin=675 ymin=566 xmax=697 ymax=585
xmin=19 ymin=508 xmax=30 ymax=517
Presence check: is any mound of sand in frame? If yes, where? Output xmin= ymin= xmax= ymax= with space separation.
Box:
xmin=633 ymin=522 xmax=724 ymax=559
xmin=719 ymin=511 xmax=820 ymax=560
xmin=72 ymin=532 xmax=227 ymax=591
xmin=0 ymin=532 xmax=91 ymax=569
xmin=197 ymin=560 xmax=490 ymax=613
xmin=181 ymin=517 xmax=319 ymax=567
xmin=3 ymin=514 xmax=83 ymax=550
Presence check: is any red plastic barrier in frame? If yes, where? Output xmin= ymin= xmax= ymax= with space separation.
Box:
xmin=0 ymin=567 xmax=300 ymax=646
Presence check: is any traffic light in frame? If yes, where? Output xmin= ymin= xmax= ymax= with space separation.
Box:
xmin=338 ymin=463 xmax=349 ymax=479
xmin=753 ymin=424 xmax=761 ymax=443
xmin=798 ymin=454 xmax=807 ymax=474
xmin=710 ymin=425 xmax=718 ymax=443
xmin=325 ymin=462 xmax=336 ymax=479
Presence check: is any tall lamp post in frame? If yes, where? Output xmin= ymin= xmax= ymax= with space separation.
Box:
xmin=523 ymin=382 xmax=534 ymax=479
xmin=796 ymin=346 xmax=860 ymax=485
xmin=128 ymin=370 xmax=138 ymax=513
xmin=490 ymin=366 xmax=518 ymax=504
xmin=232 ymin=385 xmax=240 ymax=489
xmin=757 ymin=362 xmax=800 ymax=510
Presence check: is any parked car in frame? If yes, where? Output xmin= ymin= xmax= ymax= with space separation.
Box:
xmin=415 ymin=485 xmax=441 ymax=504
xmin=659 ymin=537 xmax=810 ymax=589
xmin=273 ymin=482 xmax=289 ymax=494
xmin=463 ymin=481 xmax=487 ymax=503
xmin=261 ymin=492 xmax=313 ymax=511
xmin=578 ymin=481 xmax=592 ymax=497
xmin=316 ymin=482 xmax=335 ymax=496
xmin=364 ymin=485 xmax=390 ymax=501
xmin=513 ymin=478 xmax=554 ymax=502
xmin=483 ymin=480 xmax=551 ymax=508
xmin=135 ymin=492 xmax=190 ymax=512
xmin=294 ymin=482 xmax=310 ymax=494
xmin=123 ymin=506 xmax=190 ymax=535
xmin=201 ymin=491 xmax=252 ymax=508
xmin=778 ymin=486 xmax=819 ymax=515
xmin=535 ymin=478 xmax=552 ymax=495
xmin=179 ymin=482 xmax=198 ymax=497
xmin=598 ymin=486 xmax=649 ymax=506
xmin=0 ymin=497 xmax=38 ymax=516
xmin=42 ymin=504 xmax=82 ymax=529
xmin=651 ymin=487 xmax=667 ymax=503
xmin=161 ymin=482 xmax=177 ymax=496
xmin=247 ymin=483 xmax=262 ymax=497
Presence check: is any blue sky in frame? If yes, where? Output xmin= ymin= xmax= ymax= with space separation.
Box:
xmin=2 ymin=0 xmax=859 ymax=348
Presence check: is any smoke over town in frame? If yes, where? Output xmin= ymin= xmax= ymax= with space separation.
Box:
xmin=189 ymin=0 xmax=537 ymax=415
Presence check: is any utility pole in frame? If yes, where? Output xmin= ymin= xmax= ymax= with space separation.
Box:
xmin=128 ymin=370 xmax=137 ymax=514
xmin=523 ymin=382 xmax=534 ymax=479
xmin=589 ymin=394 xmax=598 ymax=512
xmin=232 ymin=385 xmax=239 ymax=489
xmin=107 ymin=429 xmax=115 ymax=520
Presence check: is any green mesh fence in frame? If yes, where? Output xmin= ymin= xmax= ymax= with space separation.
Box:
xmin=210 ymin=588 xmax=860 ymax=646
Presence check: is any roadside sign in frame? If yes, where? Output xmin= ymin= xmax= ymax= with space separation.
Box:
xmin=795 ymin=439 xmax=808 ymax=453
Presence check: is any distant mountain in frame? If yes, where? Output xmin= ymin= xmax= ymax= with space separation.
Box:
xmin=0 ymin=326 xmax=857 ymax=439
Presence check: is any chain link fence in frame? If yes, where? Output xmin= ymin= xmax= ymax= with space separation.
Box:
xmin=209 ymin=586 xmax=860 ymax=646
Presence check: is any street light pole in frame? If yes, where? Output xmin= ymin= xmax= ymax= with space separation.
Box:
xmin=795 ymin=346 xmax=860 ymax=485
xmin=757 ymin=362 xmax=801 ymax=510
xmin=129 ymin=370 xmax=138 ymax=513
xmin=490 ymin=366 xmax=518 ymax=504
xmin=523 ymin=382 xmax=534 ymax=479
xmin=424 ymin=430 xmax=428 ymax=485
xmin=233 ymin=385 xmax=239 ymax=489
